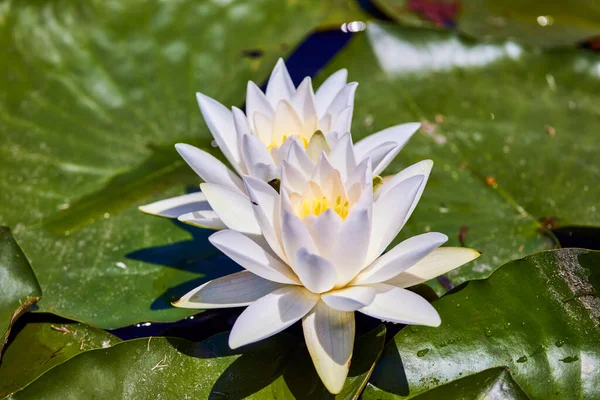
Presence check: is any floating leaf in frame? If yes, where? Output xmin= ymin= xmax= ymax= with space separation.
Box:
xmin=0 ymin=227 xmax=41 ymax=355
xmin=318 ymin=22 xmax=600 ymax=287
xmin=0 ymin=320 xmax=120 ymax=397
xmin=0 ymin=0 xmax=364 ymax=329
xmin=364 ymin=249 xmax=600 ymax=399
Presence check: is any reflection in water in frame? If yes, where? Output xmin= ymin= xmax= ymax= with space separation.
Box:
xmin=367 ymin=23 xmax=522 ymax=75
xmin=341 ymin=21 xmax=367 ymax=33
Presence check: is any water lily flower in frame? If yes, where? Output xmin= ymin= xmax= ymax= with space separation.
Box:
xmin=139 ymin=59 xmax=421 ymax=232
xmin=173 ymin=145 xmax=480 ymax=394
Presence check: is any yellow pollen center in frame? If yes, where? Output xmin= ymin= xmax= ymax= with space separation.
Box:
xmin=267 ymin=134 xmax=310 ymax=151
xmin=300 ymin=195 xmax=349 ymax=220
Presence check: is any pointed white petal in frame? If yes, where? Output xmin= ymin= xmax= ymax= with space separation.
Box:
xmin=310 ymin=152 xmax=336 ymax=188
xmin=281 ymin=161 xmax=308 ymax=194
xmin=286 ymin=138 xmax=315 ymax=178
xmin=322 ymin=286 xmax=376 ymax=312
xmin=375 ymin=159 xmax=433 ymax=201
xmin=242 ymin=134 xmax=277 ymax=182
xmin=178 ymin=210 xmax=227 ymax=230
xmin=359 ymin=283 xmax=441 ymax=326
xmin=331 ymin=106 xmax=353 ymax=135
xmin=243 ymin=176 xmax=287 ymax=261
xmin=334 ymin=208 xmax=371 ymax=287
xmin=306 ymin=131 xmax=330 ymax=163
xmin=139 ymin=192 xmax=209 ymax=218
xmin=229 ymin=286 xmax=318 ymax=348
xmin=246 ymin=81 xmax=274 ymax=130
xmin=366 ymin=175 xmax=424 ymax=264
xmin=265 ymin=58 xmax=295 ymax=106
xmin=303 ymin=301 xmax=354 ymax=394
xmin=385 ymin=247 xmax=481 ymax=288
xmin=196 ymin=93 xmax=242 ymax=172
xmin=361 ymin=142 xmax=398 ymax=177
xmin=325 ymin=82 xmax=357 ymax=120
xmin=281 ymin=211 xmax=318 ymax=267
xmin=232 ymin=106 xmax=251 ymax=136
xmin=327 ymin=132 xmax=356 ymax=181
xmin=209 ymin=230 xmax=298 ymax=285
xmin=173 ymin=271 xmax=285 ymax=309
xmin=315 ymin=69 xmax=348 ymax=117
xmin=355 ymin=123 xmax=421 ymax=176
xmin=294 ymin=248 xmax=337 ymax=294
xmin=353 ymin=232 xmax=448 ymax=285
xmin=273 ymin=100 xmax=303 ymax=144
xmin=305 ymin=209 xmax=343 ymax=262
xmin=253 ymin=112 xmax=273 ymax=144
xmin=175 ymin=143 xmax=245 ymax=193
xmin=200 ymin=183 xmax=260 ymax=234
xmin=291 ymin=76 xmax=317 ymax=122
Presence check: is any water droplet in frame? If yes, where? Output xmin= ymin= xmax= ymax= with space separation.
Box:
xmin=484 ymin=327 xmax=493 ymax=337
xmin=560 ymin=356 xmax=579 ymax=363
xmin=417 ymin=348 xmax=429 ymax=357
xmin=103 ymin=212 xmax=110 ymax=219
xmin=504 ymin=322 xmax=511 ymax=330
xmin=455 ymin=303 xmax=460 ymax=308
xmin=555 ymin=339 xmax=566 ymax=347
xmin=516 ymin=356 xmax=527 ymax=363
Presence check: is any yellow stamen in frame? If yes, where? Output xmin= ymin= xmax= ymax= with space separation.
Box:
xmin=299 ymin=195 xmax=350 ymax=220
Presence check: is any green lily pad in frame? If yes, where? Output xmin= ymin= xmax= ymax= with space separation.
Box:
xmin=373 ymin=0 xmax=600 ymax=47
xmin=0 ymin=320 xmax=120 ymax=398
xmin=363 ymin=248 xmax=600 ymax=399
xmin=0 ymin=227 xmax=41 ymax=355
xmin=9 ymin=326 xmax=384 ymax=399
xmin=0 ymin=0 xmax=364 ymax=329
xmin=317 ymin=22 xmax=600 ymax=287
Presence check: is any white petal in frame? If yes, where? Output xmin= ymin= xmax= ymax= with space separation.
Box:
xmin=196 ymin=93 xmax=243 ymax=173
xmin=327 ymin=132 xmax=356 ymax=181
xmin=281 ymin=161 xmax=308 ymax=194
xmin=375 ymin=159 xmax=433 ymax=201
xmin=242 ymin=134 xmax=277 ymax=182
xmin=273 ymin=100 xmax=303 ymax=143
xmin=243 ymin=176 xmax=287 ymax=261
xmin=385 ymin=247 xmax=481 ymax=288
xmin=359 ymin=283 xmax=441 ymax=326
xmin=253 ymin=112 xmax=273 ymax=144
xmin=173 ymin=271 xmax=285 ymax=309
xmin=305 ymin=209 xmax=343 ymax=262
xmin=306 ymin=131 xmax=330 ymax=163
xmin=322 ymin=286 xmax=376 ymax=312
xmin=354 ymin=123 xmax=421 ymax=176
xmin=281 ymin=211 xmax=318 ymax=267
xmin=138 ymin=192 xmax=209 ymax=218
xmin=232 ymin=106 xmax=251 ymax=136
xmin=229 ymin=286 xmax=318 ymax=349
xmin=302 ymin=301 xmax=354 ymax=394
xmin=265 ymin=58 xmax=295 ymax=106
xmin=331 ymin=106 xmax=353 ymax=135
xmin=294 ymin=248 xmax=337 ymax=294
xmin=286 ymin=138 xmax=315 ymax=178
xmin=353 ymin=232 xmax=448 ymax=285
xmin=209 ymin=230 xmax=298 ymax=284
xmin=200 ymin=183 xmax=260 ymax=234
xmin=315 ymin=69 xmax=348 ymax=117
xmin=366 ymin=175 xmax=424 ymax=264
xmin=334 ymin=208 xmax=371 ymax=287
xmin=178 ymin=210 xmax=227 ymax=230
xmin=325 ymin=82 xmax=357 ymax=120
xmin=360 ymin=142 xmax=397 ymax=178
xmin=246 ymin=81 xmax=274 ymax=129
xmin=291 ymin=76 xmax=317 ymax=122
xmin=310 ymin=152 xmax=336 ymax=188
xmin=175 ymin=143 xmax=245 ymax=193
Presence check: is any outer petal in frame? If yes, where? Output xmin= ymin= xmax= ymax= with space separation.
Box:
xmin=178 ymin=210 xmax=227 ymax=230
xmin=173 ymin=271 xmax=285 ymax=309
xmin=315 ymin=69 xmax=348 ymax=117
xmin=327 ymin=132 xmax=356 ymax=182
xmin=200 ymin=183 xmax=260 ymax=234
xmin=242 ymin=134 xmax=277 ymax=182
xmin=354 ymin=123 xmax=421 ymax=176
xmin=246 ymin=81 xmax=274 ymax=128
xmin=265 ymin=58 xmax=295 ymax=106
xmin=352 ymin=232 xmax=448 ymax=285
xmin=375 ymin=159 xmax=433 ymax=202
xmin=366 ymin=175 xmax=424 ymax=265
xmin=360 ymin=142 xmax=397 ymax=178
xmin=321 ymin=286 xmax=376 ymax=312
xmin=138 ymin=192 xmax=209 ymax=218
xmin=175 ymin=143 xmax=245 ymax=193
xmin=385 ymin=247 xmax=481 ymax=288
xmin=302 ymin=300 xmax=355 ymax=394
xmin=325 ymin=82 xmax=357 ymax=120
xmin=209 ymin=230 xmax=298 ymax=285
xmin=291 ymin=76 xmax=317 ymax=122
xmin=331 ymin=106 xmax=353 ymax=136
xmin=294 ymin=248 xmax=337 ymax=294
xmin=196 ymin=93 xmax=243 ymax=173
xmin=229 ymin=286 xmax=318 ymax=349
xmin=359 ymin=283 xmax=441 ymax=326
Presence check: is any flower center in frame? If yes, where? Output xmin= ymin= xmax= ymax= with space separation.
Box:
xmin=299 ymin=195 xmax=349 ymax=220
xmin=267 ymin=134 xmax=309 ymax=151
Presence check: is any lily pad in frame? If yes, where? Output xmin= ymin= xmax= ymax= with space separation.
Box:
xmin=0 ymin=0 xmax=364 ymax=329
xmin=0 ymin=320 xmax=120 ymax=398
xmin=363 ymin=248 xmax=600 ymax=399
xmin=0 ymin=227 xmax=41 ymax=355
xmin=9 ymin=326 xmax=384 ymax=399
xmin=372 ymin=0 xmax=600 ymax=47
xmin=317 ymin=22 xmax=600 ymax=286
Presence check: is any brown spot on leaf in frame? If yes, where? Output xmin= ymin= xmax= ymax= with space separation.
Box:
xmin=458 ymin=225 xmax=469 ymax=247
xmin=545 ymin=125 xmax=556 ymax=136
xmin=539 ymin=216 xmax=560 ymax=231
xmin=484 ymin=176 xmax=498 ymax=188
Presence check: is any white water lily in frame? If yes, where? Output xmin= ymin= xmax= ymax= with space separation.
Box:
xmin=174 ymin=145 xmax=480 ymax=394
xmin=139 ymin=59 xmax=421 ymax=232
